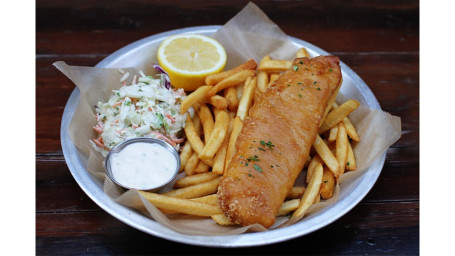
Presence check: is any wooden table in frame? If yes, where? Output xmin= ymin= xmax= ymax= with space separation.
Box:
xmin=36 ymin=1 xmax=419 ymax=254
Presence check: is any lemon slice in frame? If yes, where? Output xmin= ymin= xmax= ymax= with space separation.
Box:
xmin=157 ymin=34 xmax=227 ymax=91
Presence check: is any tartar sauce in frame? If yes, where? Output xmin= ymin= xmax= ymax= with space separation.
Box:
xmin=109 ymin=142 xmax=177 ymax=190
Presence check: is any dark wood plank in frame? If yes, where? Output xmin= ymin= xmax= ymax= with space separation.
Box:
xmin=36 ymin=157 xmax=100 ymax=213
xmin=36 ymin=201 xmax=418 ymax=255
xmin=36 ymin=1 xmax=418 ymax=55
xmin=36 ymin=0 xmax=419 ymax=31
xmin=36 ymin=27 xmax=418 ymax=56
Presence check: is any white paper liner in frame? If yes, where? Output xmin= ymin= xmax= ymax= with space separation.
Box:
xmin=55 ymin=2 xmax=401 ymax=236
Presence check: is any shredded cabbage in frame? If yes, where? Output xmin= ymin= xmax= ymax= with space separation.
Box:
xmin=90 ymin=69 xmax=187 ymax=156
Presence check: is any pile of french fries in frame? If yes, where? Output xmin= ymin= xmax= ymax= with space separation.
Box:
xmin=137 ymin=47 xmax=361 ymax=225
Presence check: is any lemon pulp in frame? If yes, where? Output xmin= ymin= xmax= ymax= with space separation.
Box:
xmin=157 ymin=34 xmax=227 ymax=91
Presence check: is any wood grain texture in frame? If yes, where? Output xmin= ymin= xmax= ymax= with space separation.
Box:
xmin=36 ymin=0 xmax=419 ymax=254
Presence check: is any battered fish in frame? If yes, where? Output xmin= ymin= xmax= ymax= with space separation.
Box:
xmin=217 ymin=56 xmax=342 ymax=228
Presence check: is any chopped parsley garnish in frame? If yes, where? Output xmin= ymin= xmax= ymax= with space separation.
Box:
xmin=298 ymin=94 xmax=302 ymax=98
xmin=248 ymin=173 xmax=252 ymax=177
xmin=299 ymin=60 xmax=304 ymax=64
xmin=260 ymin=140 xmax=275 ymax=149
xmin=316 ymin=87 xmax=321 ymax=90
xmin=297 ymin=82 xmax=303 ymax=85
xmin=253 ymin=164 xmax=263 ymax=173
xmin=292 ymin=65 xmax=299 ymax=71
xmin=247 ymin=155 xmax=260 ymax=162
xmin=258 ymin=147 xmax=266 ymax=151
xmin=125 ymin=100 xmax=131 ymax=106
xmin=287 ymin=84 xmax=291 ymax=87
xmin=324 ymin=180 xmax=328 ymax=183
xmin=347 ymin=162 xmax=350 ymax=166
xmin=313 ymin=81 xmax=318 ymax=85
xmin=329 ymin=69 xmax=333 ymax=72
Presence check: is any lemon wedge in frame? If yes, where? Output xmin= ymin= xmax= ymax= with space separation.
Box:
xmin=157 ymin=34 xmax=227 ymax=91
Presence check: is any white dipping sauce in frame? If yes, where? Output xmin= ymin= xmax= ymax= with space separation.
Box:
xmin=109 ymin=142 xmax=177 ymax=190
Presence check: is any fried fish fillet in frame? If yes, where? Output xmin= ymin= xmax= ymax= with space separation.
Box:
xmin=217 ymin=56 xmax=342 ymax=228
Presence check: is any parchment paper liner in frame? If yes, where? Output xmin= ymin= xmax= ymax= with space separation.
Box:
xmin=55 ymin=2 xmax=401 ymax=236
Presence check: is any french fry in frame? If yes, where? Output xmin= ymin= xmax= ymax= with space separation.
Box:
xmin=207 ymin=70 xmax=256 ymax=97
xmin=313 ymin=134 xmax=341 ymax=177
xmin=211 ymin=214 xmax=234 ymax=225
xmin=331 ymin=102 xmax=360 ymax=141
xmin=205 ymin=59 xmax=257 ymax=86
xmin=314 ymin=195 xmax=321 ymax=204
xmin=138 ymin=191 xmax=222 ymax=216
xmin=342 ymin=116 xmax=360 ymax=142
xmin=212 ymin=116 xmax=234 ymax=175
xmin=184 ymin=116 xmax=205 ymax=154
xmin=319 ymin=99 xmax=360 ymax=133
xmin=257 ymin=70 xmax=269 ymax=93
xmin=320 ymin=80 xmax=342 ymax=127
xmin=237 ymin=76 xmax=256 ymax=121
xmin=320 ymin=166 xmax=336 ymax=199
xmin=193 ymin=160 xmax=210 ymax=174
xmin=336 ymin=123 xmax=349 ymax=176
xmin=179 ymin=142 xmax=193 ymax=172
xmin=224 ymin=86 xmax=239 ymax=112
xmin=259 ymin=55 xmax=271 ymax=64
xmin=267 ymin=73 xmax=280 ymax=87
xmin=258 ymin=59 xmax=292 ymax=72
xmin=199 ymin=110 xmax=230 ymax=162
xmin=163 ymin=177 xmax=221 ymax=199
xmin=225 ymin=116 xmax=243 ymax=170
xmin=192 ymin=112 xmax=202 ymax=136
xmin=328 ymin=125 xmax=338 ymax=143
xmin=184 ymin=152 xmax=199 ymax=176
xmin=277 ymin=199 xmax=301 ymax=216
xmin=198 ymin=103 xmax=214 ymax=141
xmin=292 ymin=163 xmax=323 ymax=219
xmin=174 ymin=172 xmax=219 ymax=188
xmin=208 ymin=95 xmax=228 ymax=109
xmin=306 ymin=154 xmax=323 ymax=183
xmin=236 ymin=82 xmax=244 ymax=100
xmin=296 ymin=47 xmax=310 ymax=58
xmin=253 ymin=86 xmax=261 ymax=104
xmin=190 ymin=194 xmax=218 ymax=205
xmin=346 ymin=141 xmax=357 ymax=171
xmin=180 ymin=85 xmax=212 ymax=114
xmin=286 ymin=186 xmax=306 ymax=199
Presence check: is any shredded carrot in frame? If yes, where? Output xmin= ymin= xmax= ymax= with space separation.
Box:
xmin=112 ymin=99 xmax=124 ymax=107
xmin=166 ymin=113 xmax=175 ymax=123
xmin=150 ymin=131 xmax=177 ymax=147
xmin=92 ymin=137 xmax=108 ymax=150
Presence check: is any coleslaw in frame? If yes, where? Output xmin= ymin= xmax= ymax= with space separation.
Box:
xmin=91 ymin=68 xmax=187 ymax=156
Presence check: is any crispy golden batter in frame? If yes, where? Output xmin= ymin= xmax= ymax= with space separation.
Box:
xmin=217 ymin=56 xmax=342 ymax=227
